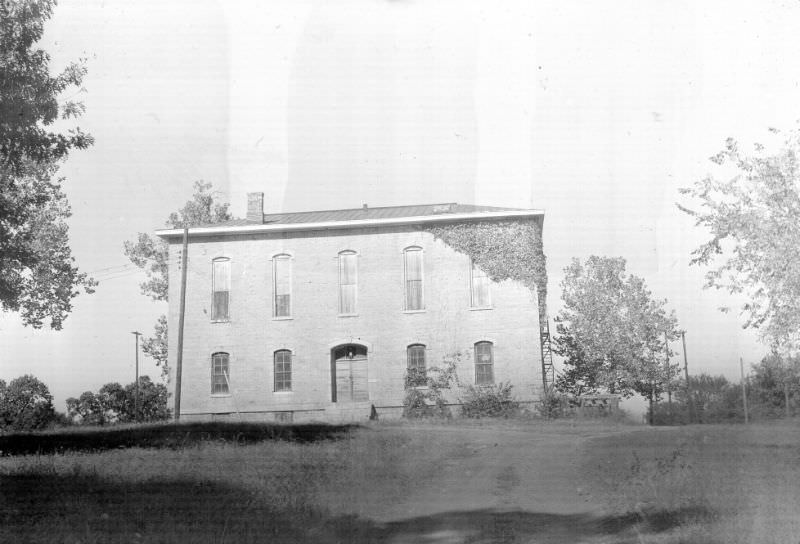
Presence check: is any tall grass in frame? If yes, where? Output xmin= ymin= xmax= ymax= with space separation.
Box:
xmin=580 ymin=420 xmax=800 ymax=543
xmin=0 ymin=424 xmax=450 ymax=543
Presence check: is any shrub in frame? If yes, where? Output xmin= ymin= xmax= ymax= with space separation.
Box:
xmin=536 ymin=391 xmax=574 ymax=419
xmin=0 ymin=375 xmax=56 ymax=432
xmin=402 ymin=352 xmax=461 ymax=419
xmin=460 ymin=382 xmax=520 ymax=418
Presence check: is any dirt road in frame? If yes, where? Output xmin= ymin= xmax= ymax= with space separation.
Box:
xmin=334 ymin=422 xmax=640 ymax=544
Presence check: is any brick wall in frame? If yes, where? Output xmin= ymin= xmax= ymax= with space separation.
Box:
xmin=166 ymin=223 xmax=543 ymax=420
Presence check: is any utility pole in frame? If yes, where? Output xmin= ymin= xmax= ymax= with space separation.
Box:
xmin=665 ymin=331 xmax=672 ymax=408
xmin=740 ymin=356 xmax=749 ymax=424
xmin=681 ymin=332 xmax=691 ymax=422
xmin=131 ymin=331 xmax=142 ymax=422
xmin=175 ymin=226 xmax=189 ymax=421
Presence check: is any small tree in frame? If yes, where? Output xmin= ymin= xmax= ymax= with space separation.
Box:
xmin=124 ymin=181 xmax=232 ymax=377
xmin=403 ymin=352 xmax=461 ymax=418
xmin=749 ymin=353 xmax=800 ymax=418
xmin=554 ymin=257 xmax=683 ymax=416
xmin=0 ymin=375 xmax=56 ymax=431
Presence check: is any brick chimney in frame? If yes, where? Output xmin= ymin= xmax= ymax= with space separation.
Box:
xmin=246 ymin=192 xmax=264 ymax=223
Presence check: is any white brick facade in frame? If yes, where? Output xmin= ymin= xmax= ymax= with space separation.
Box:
xmin=164 ymin=221 xmax=544 ymax=422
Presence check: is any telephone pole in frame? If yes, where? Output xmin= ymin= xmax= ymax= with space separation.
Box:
xmin=131 ymin=331 xmax=142 ymax=422
xmin=682 ymin=332 xmax=691 ymax=422
xmin=740 ymin=356 xmax=749 ymax=424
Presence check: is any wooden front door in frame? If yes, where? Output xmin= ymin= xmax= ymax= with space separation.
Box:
xmin=332 ymin=345 xmax=369 ymax=402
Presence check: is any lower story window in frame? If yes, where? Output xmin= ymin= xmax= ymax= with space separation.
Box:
xmin=212 ymin=352 xmax=229 ymax=394
xmin=274 ymin=350 xmax=292 ymax=392
xmin=406 ymin=344 xmax=427 ymax=387
xmin=474 ymin=342 xmax=494 ymax=385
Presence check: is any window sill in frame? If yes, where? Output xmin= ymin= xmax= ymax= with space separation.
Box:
xmin=274 ymin=390 xmax=293 ymax=394
xmin=469 ymin=306 xmax=494 ymax=311
xmin=211 ymin=319 xmax=230 ymax=324
xmin=210 ymin=394 xmax=231 ymax=398
xmin=338 ymin=313 xmax=359 ymax=318
xmin=403 ymin=309 xmax=426 ymax=314
xmin=272 ymin=316 xmax=293 ymax=321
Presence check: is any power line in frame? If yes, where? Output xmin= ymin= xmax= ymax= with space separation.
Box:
xmin=86 ymin=263 xmax=138 ymax=275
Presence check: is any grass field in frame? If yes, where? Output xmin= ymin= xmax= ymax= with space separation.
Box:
xmin=1 ymin=419 xmax=798 ymax=543
xmin=579 ymin=420 xmax=800 ymax=544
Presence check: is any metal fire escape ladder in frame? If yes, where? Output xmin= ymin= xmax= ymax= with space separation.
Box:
xmin=540 ymin=319 xmax=555 ymax=395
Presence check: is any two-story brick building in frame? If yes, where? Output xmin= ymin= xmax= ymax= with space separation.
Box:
xmin=156 ymin=196 xmax=547 ymax=422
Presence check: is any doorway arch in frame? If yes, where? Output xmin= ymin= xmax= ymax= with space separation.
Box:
xmin=330 ymin=343 xmax=369 ymax=403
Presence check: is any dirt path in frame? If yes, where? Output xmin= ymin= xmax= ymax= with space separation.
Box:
xmin=380 ymin=425 xmax=604 ymax=520
xmin=340 ymin=422 xmax=640 ymax=544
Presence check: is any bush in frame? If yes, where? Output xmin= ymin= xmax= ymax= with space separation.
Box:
xmin=460 ymin=382 xmax=520 ymax=418
xmin=536 ymin=391 xmax=573 ymax=419
xmin=0 ymin=375 xmax=56 ymax=432
xmin=67 ymin=376 xmax=170 ymax=425
xmin=402 ymin=353 xmax=461 ymax=419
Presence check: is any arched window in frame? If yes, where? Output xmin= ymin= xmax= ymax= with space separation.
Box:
xmin=272 ymin=254 xmax=292 ymax=317
xmin=211 ymin=258 xmax=230 ymax=321
xmin=406 ymin=344 xmax=427 ymax=387
xmin=404 ymin=247 xmax=424 ymax=310
xmin=470 ymin=259 xmax=491 ymax=308
xmin=211 ymin=352 xmax=230 ymax=394
xmin=274 ymin=350 xmax=292 ymax=392
xmin=474 ymin=342 xmax=494 ymax=385
xmin=338 ymin=251 xmax=357 ymax=314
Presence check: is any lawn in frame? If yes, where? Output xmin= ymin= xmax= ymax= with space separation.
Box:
xmin=579 ymin=419 xmax=800 ymax=544
xmin=1 ymin=418 xmax=798 ymax=543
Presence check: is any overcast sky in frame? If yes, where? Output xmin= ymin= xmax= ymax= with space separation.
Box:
xmin=3 ymin=0 xmax=800 ymax=411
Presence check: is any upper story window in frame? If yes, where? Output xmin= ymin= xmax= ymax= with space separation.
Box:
xmin=474 ymin=341 xmax=494 ymax=385
xmin=338 ymin=251 xmax=357 ymax=315
xmin=274 ymin=350 xmax=292 ymax=392
xmin=471 ymin=260 xmax=491 ymax=308
xmin=273 ymin=254 xmax=292 ymax=318
xmin=211 ymin=352 xmax=230 ymax=394
xmin=211 ymin=258 xmax=230 ymax=321
xmin=404 ymin=247 xmax=424 ymax=311
xmin=406 ymin=344 xmax=427 ymax=387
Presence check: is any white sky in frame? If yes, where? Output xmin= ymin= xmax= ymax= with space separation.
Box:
xmin=3 ymin=0 xmax=800 ymax=411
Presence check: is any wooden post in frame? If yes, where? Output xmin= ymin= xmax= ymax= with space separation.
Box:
xmin=174 ymin=227 xmax=189 ymax=421
xmin=682 ymin=332 xmax=691 ymax=422
xmin=740 ymin=357 xmax=749 ymax=424
xmin=131 ymin=331 xmax=142 ymax=422
xmin=785 ymin=383 xmax=791 ymax=419
xmin=665 ymin=332 xmax=672 ymax=408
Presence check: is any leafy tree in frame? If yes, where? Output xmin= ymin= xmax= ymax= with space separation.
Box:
xmin=553 ymin=256 xmax=682 ymax=410
xmin=124 ymin=181 xmax=232 ymax=376
xmin=0 ymin=0 xmax=96 ymax=329
xmin=0 ymin=374 xmax=56 ymax=431
xmin=66 ymin=376 xmax=169 ymax=424
xmin=66 ymin=390 xmax=108 ymax=426
xmin=748 ymin=353 xmax=800 ymax=417
xmin=679 ymin=128 xmax=800 ymax=350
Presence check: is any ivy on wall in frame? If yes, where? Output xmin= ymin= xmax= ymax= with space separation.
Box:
xmin=423 ymin=218 xmax=547 ymax=320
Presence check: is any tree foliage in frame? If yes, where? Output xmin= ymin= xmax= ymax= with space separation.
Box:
xmin=0 ymin=0 xmax=95 ymax=329
xmin=678 ymin=128 xmax=800 ymax=350
xmin=123 ymin=181 xmax=232 ymax=376
xmin=0 ymin=374 xmax=56 ymax=431
xmin=553 ymin=256 xmax=682 ymax=401
xmin=66 ymin=376 xmax=169 ymax=425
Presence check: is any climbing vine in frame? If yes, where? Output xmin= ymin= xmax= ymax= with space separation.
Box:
xmin=424 ymin=219 xmax=547 ymax=320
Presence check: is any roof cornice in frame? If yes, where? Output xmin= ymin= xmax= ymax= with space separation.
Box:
xmin=155 ymin=209 xmax=544 ymax=239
